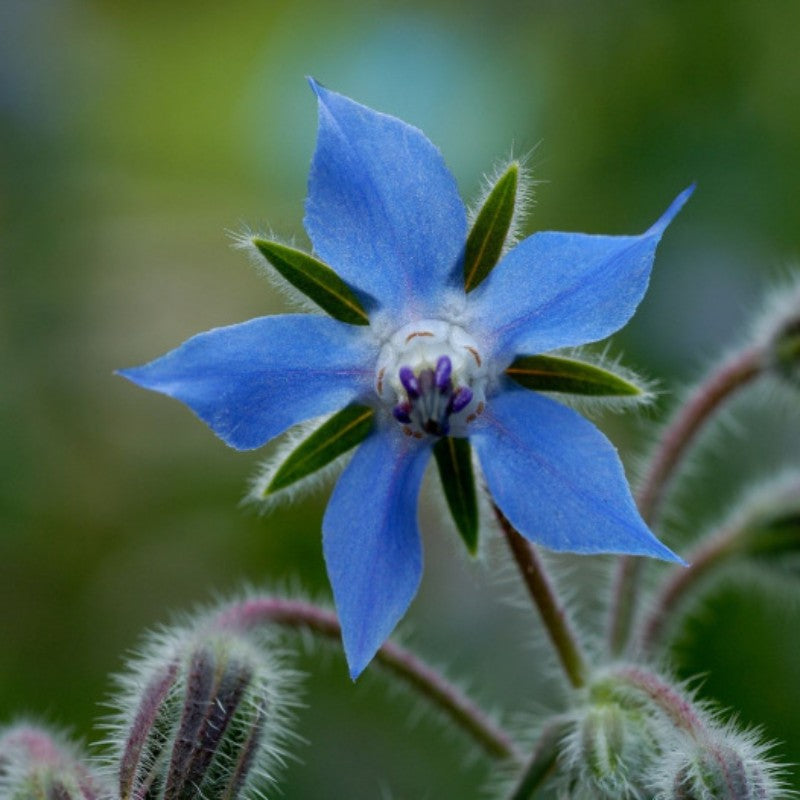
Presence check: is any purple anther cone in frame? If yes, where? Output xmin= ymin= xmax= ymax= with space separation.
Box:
xmin=449 ymin=386 xmax=473 ymax=414
xmin=398 ymin=366 xmax=420 ymax=398
xmin=434 ymin=355 xmax=452 ymax=389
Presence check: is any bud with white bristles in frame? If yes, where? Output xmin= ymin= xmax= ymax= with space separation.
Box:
xmin=652 ymin=726 xmax=788 ymax=800
xmin=0 ymin=723 xmax=110 ymax=800
xmin=104 ymin=613 xmax=298 ymax=800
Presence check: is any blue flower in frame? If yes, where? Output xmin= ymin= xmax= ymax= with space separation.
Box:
xmin=120 ymin=80 xmax=692 ymax=679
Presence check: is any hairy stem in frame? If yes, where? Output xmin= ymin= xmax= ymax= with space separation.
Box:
xmin=507 ymin=717 xmax=571 ymax=800
xmin=637 ymin=345 xmax=764 ymax=524
xmin=607 ymin=345 xmax=765 ymax=656
xmin=494 ymin=504 xmax=588 ymax=689
xmin=637 ymin=526 xmax=741 ymax=655
xmin=213 ymin=596 xmax=521 ymax=763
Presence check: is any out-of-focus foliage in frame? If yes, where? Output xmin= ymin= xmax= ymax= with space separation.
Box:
xmin=2 ymin=1 xmax=800 ymax=797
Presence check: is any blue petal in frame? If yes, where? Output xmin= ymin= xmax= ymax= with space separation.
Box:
xmin=118 ymin=315 xmax=375 ymax=451
xmin=304 ymin=79 xmax=467 ymax=317
xmin=323 ymin=429 xmax=432 ymax=679
xmin=471 ymin=387 xmax=682 ymax=561
xmin=470 ymin=186 xmax=694 ymax=358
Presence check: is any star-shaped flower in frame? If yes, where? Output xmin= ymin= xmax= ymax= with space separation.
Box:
xmin=120 ymin=80 xmax=691 ymax=678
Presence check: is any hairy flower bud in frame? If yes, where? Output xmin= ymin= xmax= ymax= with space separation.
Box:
xmin=0 ymin=723 xmax=109 ymax=800
xmin=654 ymin=728 xmax=785 ymax=800
xmin=561 ymin=699 xmax=659 ymax=798
xmin=108 ymin=621 xmax=296 ymax=800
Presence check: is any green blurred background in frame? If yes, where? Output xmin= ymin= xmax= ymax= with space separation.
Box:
xmin=3 ymin=1 xmax=800 ymax=796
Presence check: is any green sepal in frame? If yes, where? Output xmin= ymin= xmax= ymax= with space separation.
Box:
xmin=252 ymin=239 xmax=370 ymax=326
xmin=506 ymin=354 xmax=643 ymax=396
xmin=265 ymin=404 xmax=374 ymax=494
xmin=433 ymin=436 xmax=479 ymax=555
xmin=463 ymin=162 xmax=519 ymax=293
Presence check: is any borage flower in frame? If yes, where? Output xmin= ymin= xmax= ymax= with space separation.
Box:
xmin=120 ymin=80 xmax=692 ymax=679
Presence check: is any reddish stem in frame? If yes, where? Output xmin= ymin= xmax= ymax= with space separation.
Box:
xmin=214 ymin=596 xmax=521 ymax=763
xmin=637 ymin=345 xmax=764 ymax=525
xmin=607 ymin=345 xmax=765 ymax=656
xmin=638 ymin=526 xmax=741 ymax=655
xmin=494 ymin=505 xmax=588 ymax=689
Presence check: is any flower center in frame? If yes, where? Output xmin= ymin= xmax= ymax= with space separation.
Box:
xmin=374 ymin=320 xmax=487 ymax=438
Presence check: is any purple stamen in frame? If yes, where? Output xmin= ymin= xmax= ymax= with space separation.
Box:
xmin=418 ymin=368 xmax=435 ymax=395
xmin=434 ymin=356 xmax=452 ymax=390
xmin=399 ymin=366 xmax=420 ymax=398
xmin=392 ymin=403 xmax=412 ymax=424
xmin=448 ymin=386 xmax=473 ymax=414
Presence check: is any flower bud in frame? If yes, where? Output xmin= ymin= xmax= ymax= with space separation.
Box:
xmin=0 ymin=723 xmax=109 ymax=799
xmin=109 ymin=623 xmax=296 ymax=800
xmin=656 ymin=730 xmax=783 ymax=800
xmin=561 ymin=699 xmax=659 ymax=798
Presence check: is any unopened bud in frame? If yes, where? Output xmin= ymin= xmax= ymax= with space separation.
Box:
xmin=562 ymin=699 xmax=659 ymax=798
xmin=0 ymin=723 xmax=109 ymax=800
xmin=657 ymin=730 xmax=784 ymax=800
xmin=111 ymin=624 xmax=296 ymax=800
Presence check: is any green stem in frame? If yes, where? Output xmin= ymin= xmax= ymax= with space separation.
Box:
xmin=507 ymin=718 xmax=570 ymax=800
xmin=214 ymin=596 xmax=522 ymax=763
xmin=494 ymin=504 xmax=588 ymax=689
xmin=607 ymin=345 xmax=765 ymax=656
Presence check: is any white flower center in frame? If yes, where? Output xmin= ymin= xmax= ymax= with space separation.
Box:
xmin=374 ymin=319 xmax=488 ymax=438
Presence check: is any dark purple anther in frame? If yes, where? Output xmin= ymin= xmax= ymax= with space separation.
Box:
xmin=448 ymin=386 xmax=473 ymax=414
xmin=392 ymin=403 xmax=412 ymax=424
xmin=399 ymin=366 xmax=420 ymax=398
xmin=434 ymin=355 xmax=452 ymax=390
xmin=418 ymin=368 xmax=435 ymax=394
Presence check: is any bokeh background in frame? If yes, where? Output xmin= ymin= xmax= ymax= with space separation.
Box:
xmin=3 ymin=1 xmax=800 ymax=796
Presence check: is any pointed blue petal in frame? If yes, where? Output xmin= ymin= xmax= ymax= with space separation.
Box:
xmin=471 ymin=388 xmax=682 ymax=562
xmin=470 ymin=186 xmax=694 ymax=358
xmin=118 ymin=315 xmax=375 ymax=451
xmin=323 ymin=430 xmax=432 ymax=679
xmin=304 ymin=79 xmax=467 ymax=317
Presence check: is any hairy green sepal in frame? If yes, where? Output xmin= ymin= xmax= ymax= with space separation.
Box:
xmin=266 ymin=404 xmax=374 ymax=494
xmin=433 ymin=437 xmax=479 ymax=555
xmin=506 ymin=354 xmax=643 ymax=396
xmin=463 ymin=162 xmax=518 ymax=292
xmin=252 ymin=239 xmax=369 ymax=325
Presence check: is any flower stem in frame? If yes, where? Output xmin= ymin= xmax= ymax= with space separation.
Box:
xmin=506 ymin=717 xmax=570 ymax=800
xmin=637 ymin=525 xmax=741 ymax=655
xmin=637 ymin=345 xmax=764 ymax=524
xmin=213 ymin=596 xmax=521 ymax=763
xmin=607 ymin=345 xmax=765 ymax=656
xmin=494 ymin=504 xmax=588 ymax=689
